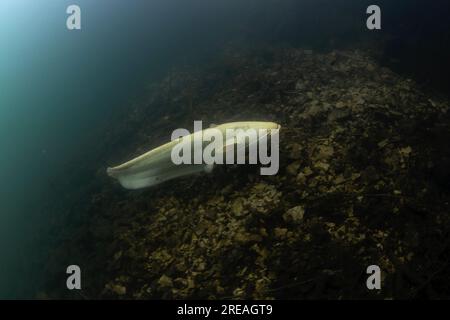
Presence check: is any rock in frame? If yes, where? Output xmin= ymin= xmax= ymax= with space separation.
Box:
xmin=399 ymin=146 xmax=412 ymax=157
xmin=111 ymin=284 xmax=126 ymax=296
xmin=286 ymin=161 xmax=301 ymax=176
xmin=295 ymin=81 xmax=304 ymax=90
xmin=113 ymin=251 xmax=122 ymax=261
xmin=378 ymin=139 xmax=389 ymax=148
xmin=328 ymin=109 xmax=350 ymax=122
xmin=334 ymin=174 xmax=345 ymax=184
xmin=314 ymin=161 xmax=330 ymax=171
xmin=158 ymin=275 xmax=173 ymax=288
xmin=288 ymin=143 xmax=302 ymax=159
xmin=235 ymin=232 xmax=262 ymax=243
xmin=242 ymin=183 xmax=282 ymax=215
xmin=296 ymin=166 xmax=314 ymax=183
xmin=367 ymin=63 xmax=375 ymax=72
xmin=274 ymin=228 xmax=288 ymax=239
xmin=316 ymin=145 xmax=334 ymax=160
xmin=231 ymin=198 xmax=245 ymax=216
xmin=303 ymin=167 xmax=313 ymax=176
xmin=283 ymin=206 xmax=305 ymax=223
xmin=336 ymin=101 xmax=346 ymax=109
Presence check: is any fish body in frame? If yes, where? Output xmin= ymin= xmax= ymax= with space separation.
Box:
xmin=107 ymin=121 xmax=280 ymax=189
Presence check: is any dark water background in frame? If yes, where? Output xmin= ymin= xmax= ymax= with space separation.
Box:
xmin=0 ymin=0 xmax=449 ymax=298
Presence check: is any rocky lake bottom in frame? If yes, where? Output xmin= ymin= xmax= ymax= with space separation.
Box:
xmin=39 ymin=45 xmax=450 ymax=299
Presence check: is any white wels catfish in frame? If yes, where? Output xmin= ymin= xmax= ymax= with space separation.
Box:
xmin=107 ymin=121 xmax=280 ymax=189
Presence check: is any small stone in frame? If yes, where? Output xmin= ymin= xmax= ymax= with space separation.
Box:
xmin=259 ymin=228 xmax=268 ymax=237
xmin=235 ymin=232 xmax=262 ymax=243
xmin=399 ymin=146 xmax=412 ymax=157
xmin=231 ymin=199 xmax=245 ymax=216
xmin=113 ymin=251 xmax=122 ymax=261
xmin=303 ymin=167 xmax=313 ymax=176
xmin=197 ymin=261 xmax=206 ymax=271
xmin=111 ymin=284 xmax=126 ymax=296
xmin=316 ymin=145 xmax=334 ymax=160
xmin=336 ymin=102 xmax=345 ymax=109
xmin=289 ymin=143 xmax=302 ymax=159
xmin=378 ymin=139 xmax=389 ymax=148
xmin=283 ymin=206 xmax=305 ymax=223
xmin=274 ymin=228 xmax=288 ymax=239
xmin=351 ymin=173 xmax=361 ymax=180
xmin=187 ymin=278 xmax=195 ymax=289
xmin=296 ymin=173 xmax=307 ymax=184
xmin=287 ymin=161 xmax=301 ymax=176
xmin=158 ymin=275 xmax=173 ymax=288
xmin=334 ymin=174 xmax=345 ymax=184
xmin=314 ymin=162 xmax=330 ymax=171
xmin=328 ymin=109 xmax=350 ymax=122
